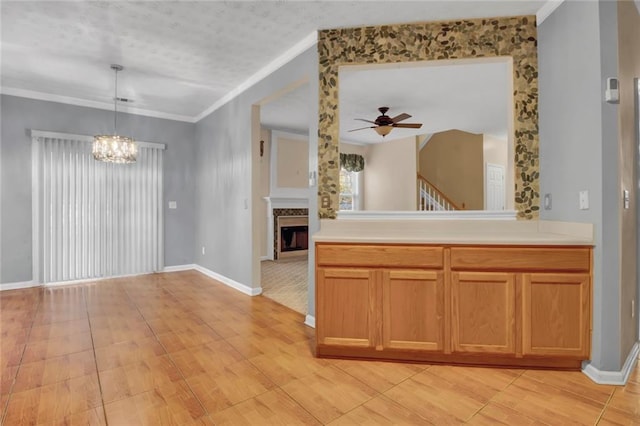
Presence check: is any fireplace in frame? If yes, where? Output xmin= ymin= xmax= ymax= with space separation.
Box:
xmin=276 ymin=216 xmax=309 ymax=259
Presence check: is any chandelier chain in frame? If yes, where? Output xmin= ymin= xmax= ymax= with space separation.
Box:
xmin=114 ymin=67 xmax=118 ymax=134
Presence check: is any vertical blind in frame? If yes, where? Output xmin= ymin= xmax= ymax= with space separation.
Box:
xmin=32 ymin=131 xmax=165 ymax=284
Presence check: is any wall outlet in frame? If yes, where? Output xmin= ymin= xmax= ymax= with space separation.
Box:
xmin=168 ymin=201 xmax=177 ymax=209
xmin=202 ymin=246 xmax=205 ymax=255
xmin=632 ymin=300 xmax=635 ymax=318
xmin=543 ymin=193 xmax=552 ymax=210
xmin=321 ymin=195 xmax=330 ymax=208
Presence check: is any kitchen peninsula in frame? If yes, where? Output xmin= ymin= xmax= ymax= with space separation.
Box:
xmin=314 ymin=218 xmax=593 ymax=369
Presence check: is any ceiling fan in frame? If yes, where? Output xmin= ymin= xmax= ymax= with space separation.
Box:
xmin=348 ymin=106 xmax=423 ymax=137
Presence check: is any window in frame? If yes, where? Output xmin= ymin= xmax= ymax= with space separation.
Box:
xmin=339 ymin=168 xmax=360 ymax=211
xmin=32 ymin=131 xmax=165 ymax=283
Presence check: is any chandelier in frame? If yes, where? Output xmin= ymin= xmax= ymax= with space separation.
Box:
xmin=93 ymin=64 xmax=137 ymax=163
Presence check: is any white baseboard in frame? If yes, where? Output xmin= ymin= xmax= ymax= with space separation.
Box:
xmin=0 ymin=280 xmax=40 ymax=291
xmin=163 ymin=264 xmax=196 ymax=272
xmin=260 ymin=256 xmax=269 ymax=261
xmin=582 ymin=341 xmax=640 ymax=385
xmin=304 ymin=315 xmax=316 ymax=328
xmin=44 ymin=271 xmax=150 ymax=287
xmin=194 ymin=264 xmax=262 ymax=296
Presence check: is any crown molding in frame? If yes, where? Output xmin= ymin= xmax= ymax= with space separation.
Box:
xmin=0 ymin=87 xmax=196 ymax=123
xmin=193 ymin=30 xmax=318 ymax=122
xmin=536 ymin=0 xmax=565 ymax=25
xmin=3 ymin=31 xmax=317 ymax=124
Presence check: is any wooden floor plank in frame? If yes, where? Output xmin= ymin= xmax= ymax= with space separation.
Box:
xmin=0 ymin=271 xmax=637 ymax=425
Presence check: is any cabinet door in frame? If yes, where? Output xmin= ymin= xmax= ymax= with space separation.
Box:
xmin=522 ymin=273 xmax=590 ymax=358
xmin=382 ymin=270 xmax=444 ymax=351
xmin=451 ymin=272 xmax=516 ymax=354
xmin=316 ymin=267 xmax=377 ymax=348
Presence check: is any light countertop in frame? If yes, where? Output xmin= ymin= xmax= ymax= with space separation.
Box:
xmin=312 ymin=218 xmax=593 ymax=246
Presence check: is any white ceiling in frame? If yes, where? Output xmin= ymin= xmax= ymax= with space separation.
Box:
xmin=340 ymin=60 xmax=511 ymax=144
xmin=1 ymin=1 xmax=547 ymax=123
xmin=261 ymin=59 xmax=510 ymax=144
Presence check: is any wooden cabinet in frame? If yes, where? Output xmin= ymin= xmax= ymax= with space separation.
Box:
xmin=382 ymin=270 xmax=444 ymax=351
xmin=451 ymin=272 xmax=516 ymax=354
xmin=522 ymin=273 xmax=591 ymax=358
xmin=316 ymin=267 xmax=444 ymax=352
xmin=315 ymin=242 xmax=592 ymax=369
xmin=316 ymin=267 xmax=377 ymax=348
xmin=316 ymin=245 xmax=445 ymax=354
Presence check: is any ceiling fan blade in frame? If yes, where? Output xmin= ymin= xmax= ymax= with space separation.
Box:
xmin=393 ymin=123 xmax=423 ymax=129
xmin=348 ymin=126 xmax=376 ymax=132
xmin=355 ymin=118 xmax=377 ymax=124
xmin=391 ymin=113 xmax=411 ymax=123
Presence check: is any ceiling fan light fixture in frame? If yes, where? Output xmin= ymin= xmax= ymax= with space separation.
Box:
xmin=374 ymin=125 xmax=393 ymax=137
xmin=93 ymin=64 xmax=137 ymax=164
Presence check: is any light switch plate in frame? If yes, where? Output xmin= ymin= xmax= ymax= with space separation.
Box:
xmin=623 ymin=189 xmax=630 ymax=209
xmin=579 ymin=190 xmax=589 ymax=210
xmin=168 ymin=201 xmax=177 ymax=209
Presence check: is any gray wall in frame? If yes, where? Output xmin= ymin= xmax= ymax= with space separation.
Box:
xmin=539 ymin=0 xmax=624 ymax=371
xmin=0 ymin=95 xmax=197 ymax=283
xmin=194 ymin=47 xmax=318 ymax=296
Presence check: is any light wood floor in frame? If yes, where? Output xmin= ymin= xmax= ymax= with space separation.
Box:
xmin=1 ymin=271 xmax=638 ymax=425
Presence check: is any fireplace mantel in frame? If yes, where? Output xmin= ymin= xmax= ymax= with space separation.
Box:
xmin=263 ymin=196 xmax=309 ymax=260
xmin=264 ymin=196 xmax=308 ymax=210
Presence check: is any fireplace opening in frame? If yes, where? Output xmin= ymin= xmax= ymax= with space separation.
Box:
xmin=280 ymin=226 xmax=309 ymax=252
xmin=276 ymin=215 xmax=308 ymax=259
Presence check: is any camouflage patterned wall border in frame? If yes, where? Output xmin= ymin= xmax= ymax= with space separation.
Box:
xmin=317 ymin=16 xmax=538 ymax=219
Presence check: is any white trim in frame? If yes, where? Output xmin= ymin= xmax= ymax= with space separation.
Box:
xmin=1 ymin=87 xmax=195 ymax=123
xmin=260 ymin=256 xmax=269 ymax=261
xmin=582 ymin=342 xmax=640 ymax=385
xmin=0 ymin=281 xmax=40 ymax=291
xmin=44 ymin=271 xmax=150 ymax=287
xmin=304 ymin=315 xmax=316 ymax=328
xmin=194 ymin=264 xmax=262 ymax=296
xmin=32 ymin=136 xmax=40 ymax=285
xmin=30 ymin=130 xmax=166 ymax=150
xmin=536 ymin=0 xmax=565 ymax=25
xmin=337 ymin=210 xmax=518 ymax=220
xmin=264 ymin=196 xmax=309 ymax=210
xmin=194 ymin=31 xmax=317 ymax=122
xmin=163 ymin=264 xmax=196 ymax=273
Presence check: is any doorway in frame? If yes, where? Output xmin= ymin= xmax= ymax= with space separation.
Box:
xmin=485 ymin=162 xmax=506 ymax=211
xmin=253 ymin=81 xmax=311 ymax=314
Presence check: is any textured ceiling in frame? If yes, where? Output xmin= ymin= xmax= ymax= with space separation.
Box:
xmin=1 ymin=1 xmax=545 ymax=122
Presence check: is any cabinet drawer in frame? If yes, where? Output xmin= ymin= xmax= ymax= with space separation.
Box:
xmin=450 ymin=247 xmax=590 ymax=272
xmin=316 ymin=244 xmax=443 ymax=268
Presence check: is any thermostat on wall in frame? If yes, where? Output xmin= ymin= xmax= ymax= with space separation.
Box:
xmin=605 ymin=78 xmax=619 ymax=103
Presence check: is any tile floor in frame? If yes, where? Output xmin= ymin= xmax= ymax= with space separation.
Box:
xmin=0 ymin=270 xmax=638 ymax=425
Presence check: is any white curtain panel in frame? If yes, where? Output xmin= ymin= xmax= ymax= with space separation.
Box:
xmin=31 ymin=131 xmax=164 ymax=284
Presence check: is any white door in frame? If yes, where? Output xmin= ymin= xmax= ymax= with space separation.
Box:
xmin=486 ymin=163 xmax=505 ymax=211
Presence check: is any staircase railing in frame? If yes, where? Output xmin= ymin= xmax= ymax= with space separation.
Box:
xmin=417 ymin=173 xmax=462 ymax=211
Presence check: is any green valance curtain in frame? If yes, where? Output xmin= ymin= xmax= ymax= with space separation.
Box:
xmin=340 ymin=153 xmax=365 ymax=172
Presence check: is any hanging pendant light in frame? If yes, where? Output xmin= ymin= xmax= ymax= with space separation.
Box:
xmin=93 ymin=64 xmax=137 ymax=163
